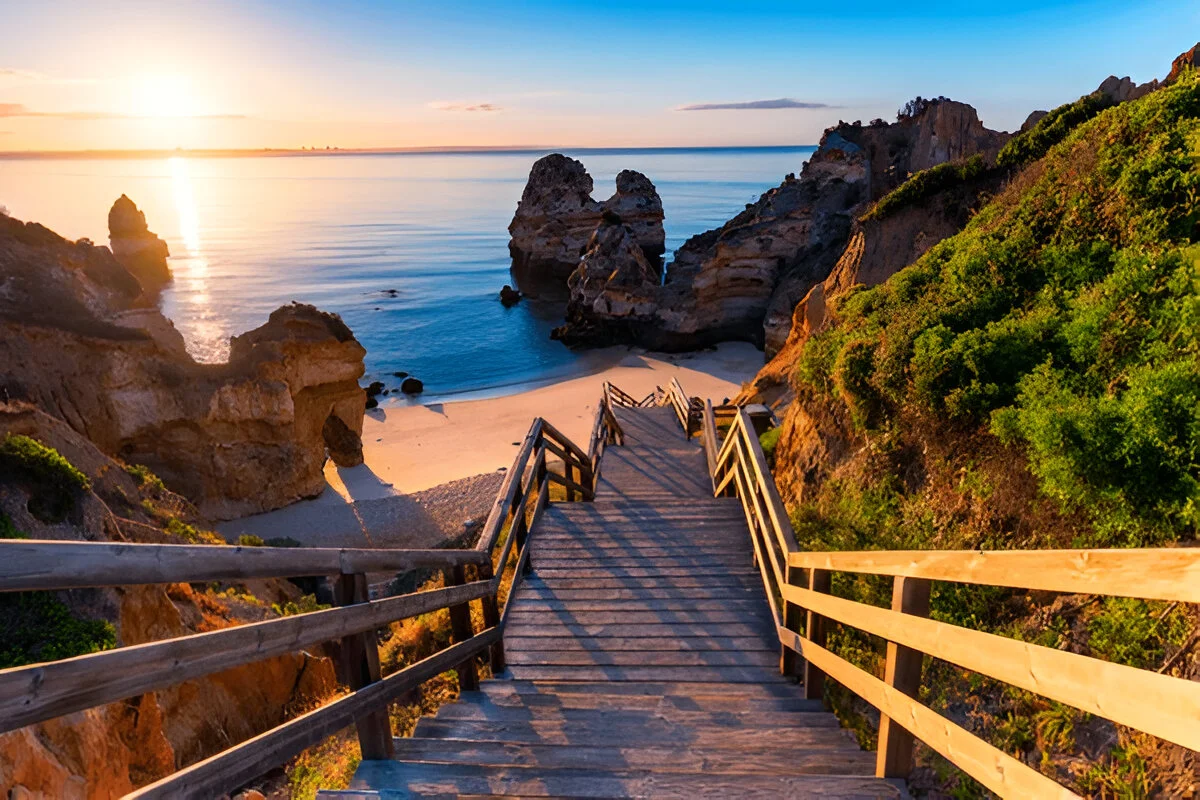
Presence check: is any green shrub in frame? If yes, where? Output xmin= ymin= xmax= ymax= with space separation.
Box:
xmin=996 ymin=91 xmax=1115 ymax=169
xmin=167 ymin=518 xmax=225 ymax=545
xmin=273 ymin=594 xmax=330 ymax=617
xmin=1086 ymin=597 xmax=1191 ymax=669
xmin=266 ymin=536 xmax=302 ymax=548
xmin=0 ymin=510 xmax=27 ymax=539
xmin=0 ymin=434 xmax=90 ymax=521
xmin=864 ymin=155 xmax=987 ymax=221
xmin=236 ymin=534 xmax=266 ymax=547
xmin=0 ymin=592 xmax=116 ymax=668
xmin=124 ymin=463 xmax=166 ymax=493
xmin=758 ymin=427 xmax=781 ymax=468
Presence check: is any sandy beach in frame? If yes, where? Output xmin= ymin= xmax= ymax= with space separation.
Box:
xmin=217 ymin=342 xmax=760 ymax=547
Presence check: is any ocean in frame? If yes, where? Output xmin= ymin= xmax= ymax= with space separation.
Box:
xmin=0 ymin=147 xmax=814 ymax=401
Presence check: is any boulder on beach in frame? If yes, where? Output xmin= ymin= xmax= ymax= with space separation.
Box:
xmin=400 ymin=377 xmax=424 ymax=394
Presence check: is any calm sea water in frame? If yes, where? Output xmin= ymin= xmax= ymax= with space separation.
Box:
xmin=0 ymin=148 xmax=813 ymax=399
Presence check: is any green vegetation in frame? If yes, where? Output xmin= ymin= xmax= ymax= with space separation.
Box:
xmin=0 ymin=509 xmax=27 ymax=539
xmin=758 ymin=427 xmax=781 ymax=467
xmin=0 ymin=434 xmax=91 ymax=521
xmin=272 ymin=594 xmax=330 ymax=617
xmin=236 ymin=534 xmax=266 ymax=547
xmin=0 ymin=592 xmax=116 ymax=668
xmin=798 ymin=73 xmax=1200 ymax=548
xmin=165 ymin=517 xmax=225 ymax=545
xmin=124 ymin=462 xmax=166 ymax=493
xmin=863 ymin=155 xmax=986 ymax=222
xmin=996 ymin=91 xmax=1115 ymax=168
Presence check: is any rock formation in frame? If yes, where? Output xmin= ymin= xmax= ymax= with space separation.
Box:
xmin=1167 ymin=42 xmax=1199 ymax=83
xmin=552 ymin=99 xmax=1008 ymax=354
xmin=108 ymin=195 xmax=171 ymax=296
xmin=0 ymin=211 xmax=367 ymax=520
xmin=0 ymin=403 xmax=336 ymax=797
xmin=508 ymin=155 xmax=664 ymax=291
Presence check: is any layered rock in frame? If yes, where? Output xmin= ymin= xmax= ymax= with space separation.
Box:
xmin=0 ymin=211 xmax=366 ymax=520
xmin=508 ymin=155 xmax=664 ymax=291
xmin=552 ymin=213 xmax=660 ymax=347
xmin=108 ymin=195 xmax=171 ymax=295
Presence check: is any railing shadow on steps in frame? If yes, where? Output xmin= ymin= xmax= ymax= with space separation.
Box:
xmin=702 ymin=400 xmax=1200 ymax=799
xmin=0 ymin=416 xmax=601 ymax=800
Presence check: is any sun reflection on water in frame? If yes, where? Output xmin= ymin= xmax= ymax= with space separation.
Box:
xmin=168 ymin=157 xmax=227 ymax=361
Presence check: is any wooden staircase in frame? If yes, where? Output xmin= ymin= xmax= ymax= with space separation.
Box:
xmin=319 ymin=405 xmax=902 ymax=799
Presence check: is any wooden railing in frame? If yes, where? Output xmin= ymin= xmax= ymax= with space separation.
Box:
xmin=706 ymin=403 xmax=1200 ymax=799
xmin=603 ymin=381 xmax=658 ymax=410
xmin=0 ymin=417 xmax=596 ymax=800
xmin=588 ymin=385 xmax=626 ymax=480
xmin=664 ymin=377 xmax=702 ymax=439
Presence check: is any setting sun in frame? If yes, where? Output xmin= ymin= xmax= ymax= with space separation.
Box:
xmin=128 ymin=73 xmax=200 ymax=118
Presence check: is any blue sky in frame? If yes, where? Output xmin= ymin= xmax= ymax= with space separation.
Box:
xmin=0 ymin=0 xmax=1195 ymax=150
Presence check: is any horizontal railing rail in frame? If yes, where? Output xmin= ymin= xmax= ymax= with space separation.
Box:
xmin=705 ymin=401 xmax=1200 ymax=799
xmin=665 ymin=377 xmax=702 ymax=439
xmin=1 ymin=413 xmax=597 ymax=800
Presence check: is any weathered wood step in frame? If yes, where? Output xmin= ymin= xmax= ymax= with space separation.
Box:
xmin=501 ymin=650 xmax=779 ymax=668
xmin=481 ymin=679 xmax=807 ymax=699
xmin=506 ymin=598 xmax=765 ymax=612
xmin=514 ymin=586 xmax=762 ymax=601
xmin=386 ymin=737 xmax=874 ymax=776
xmin=530 ymin=567 xmax=762 ymax=579
xmin=520 ymin=578 xmax=762 ymax=591
xmin=530 ymin=556 xmax=754 ymax=570
xmin=502 ymin=635 xmax=774 ymax=652
xmin=432 ymin=702 xmax=840 ymax=728
xmin=332 ymin=761 xmax=901 ymax=799
xmin=503 ymin=609 xmax=770 ymax=625
xmin=503 ymin=622 xmax=774 ymax=640
xmin=467 ymin=686 xmax=823 ymax=712
xmin=504 ymin=665 xmax=788 ymax=683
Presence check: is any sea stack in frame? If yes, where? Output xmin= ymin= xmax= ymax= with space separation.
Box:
xmin=507 ymin=154 xmax=664 ymax=291
xmin=108 ymin=194 xmax=171 ymax=295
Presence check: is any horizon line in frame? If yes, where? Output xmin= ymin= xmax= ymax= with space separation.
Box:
xmin=0 ymin=143 xmax=819 ymax=160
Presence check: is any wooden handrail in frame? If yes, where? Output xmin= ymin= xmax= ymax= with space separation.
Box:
xmin=0 ymin=541 xmax=487 ymax=592
xmin=702 ymin=399 xmax=719 ymax=483
xmin=707 ymin=402 xmax=1200 ymax=795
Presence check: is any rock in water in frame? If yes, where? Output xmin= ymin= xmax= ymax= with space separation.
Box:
xmin=508 ymin=154 xmax=664 ymax=289
xmin=108 ymin=195 xmax=171 ymax=296
xmin=499 ymin=284 xmax=522 ymax=307
xmin=400 ymin=377 xmax=424 ymax=394
xmin=0 ymin=210 xmax=368 ymax=519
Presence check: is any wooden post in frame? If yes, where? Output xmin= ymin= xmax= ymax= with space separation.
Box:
xmin=333 ymin=572 xmax=393 ymax=759
xmin=478 ymin=560 xmax=506 ymax=674
xmin=446 ymin=564 xmax=480 ymax=692
xmin=781 ymin=564 xmax=804 ymax=679
xmin=803 ymin=568 xmax=831 ymax=701
xmin=876 ymin=576 xmax=931 ymax=778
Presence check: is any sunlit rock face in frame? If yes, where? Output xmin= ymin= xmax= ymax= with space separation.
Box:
xmin=508 ymin=154 xmax=665 ymax=293
xmin=108 ymin=194 xmax=172 ymax=296
xmin=0 ymin=210 xmax=366 ymax=520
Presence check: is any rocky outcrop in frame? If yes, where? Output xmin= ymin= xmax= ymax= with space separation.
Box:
xmin=508 ymin=155 xmax=664 ymax=291
xmin=1167 ymin=42 xmax=1199 ymax=83
xmin=0 ymin=403 xmax=337 ymax=798
xmin=0 ymin=211 xmax=366 ymax=520
xmin=552 ymin=214 xmax=661 ymax=347
xmin=108 ymin=195 xmax=171 ymax=296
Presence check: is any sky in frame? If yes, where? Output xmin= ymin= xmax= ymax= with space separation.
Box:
xmin=0 ymin=0 xmax=1196 ymax=152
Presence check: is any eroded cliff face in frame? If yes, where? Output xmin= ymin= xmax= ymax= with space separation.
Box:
xmin=107 ymin=195 xmax=171 ymax=297
xmin=0 ymin=209 xmax=366 ymax=520
xmin=551 ymin=99 xmax=1008 ymax=353
xmin=507 ymin=154 xmax=665 ymax=292
xmin=0 ymin=404 xmax=337 ymax=799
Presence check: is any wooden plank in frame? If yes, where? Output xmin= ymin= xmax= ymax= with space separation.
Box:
xmin=503 ymin=623 xmax=775 ymax=639
xmin=513 ymin=587 xmax=762 ymax=601
xmin=734 ymin=408 xmax=799 ymax=556
xmin=126 ymin=627 xmax=500 ymax=800
xmin=875 ymin=576 xmax=930 ymax=778
xmin=482 ymin=679 xmax=807 ymax=699
xmin=0 ymin=541 xmax=487 ymax=592
xmin=475 ymin=418 xmax=542 ymax=554
xmin=504 ymin=665 xmax=789 ymax=683
xmin=468 ymin=687 xmax=825 ymax=712
xmin=530 ymin=567 xmax=761 ymax=578
xmin=787 ymin=547 xmax=1200 ymax=604
xmin=503 ymin=650 xmax=780 ymax=667
xmin=523 ymin=577 xmax=763 ymax=590
xmin=803 ymin=569 xmax=831 ymax=701
xmin=783 ymin=582 xmax=1200 ymax=751
xmin=333 ymin=572 xmax=392 ymax=760
xmin=539 ymin=417 xmax=591 ymax=470
xmin=446 ymin=564 xmax=479 ymax=691
xmin=791 ymin=634 xmax=1077 ymax=799
xmin=545 ymin=469 xmax=596 ymax=501
xmin=433 ymin=703 xmax=839 ymax=727
xmin=508 ymin=598 xmax=766 ymax=612
xmin=388 ymin=738 xmax=874 ymax=776
xmin=502 ymin=609 xmax=770 ymax=625
xmin=0 ymin=580 xmax=491 ymax=734
xmin=502 ymin=636 xmax=776 ymax=652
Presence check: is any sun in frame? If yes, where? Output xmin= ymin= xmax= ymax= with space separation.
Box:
xmin=129 ymin=73 xmax=201 ymax=119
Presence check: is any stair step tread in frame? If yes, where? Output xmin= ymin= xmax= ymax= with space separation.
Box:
xmin=464 ymin=687 xmax=823 ymax=712
xmin=504 ymin=666 xmax=788 ymax=683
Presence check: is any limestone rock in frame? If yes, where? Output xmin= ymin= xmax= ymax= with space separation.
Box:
xmin=108 ymin=195 xmax=171 ymax=296
xmin=1166 ymin=42 xmax=1199 ymax=83
xmin=0 ymin=211 xmax=367 ymax=520
xmin=508 ymin=155 xmax=664 ymax=290
xmin=552 ymin=215 xmax=660 ymax=347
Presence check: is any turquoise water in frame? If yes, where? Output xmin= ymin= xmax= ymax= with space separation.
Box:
xmin=0 ymin=147 xmax=813 ymax=398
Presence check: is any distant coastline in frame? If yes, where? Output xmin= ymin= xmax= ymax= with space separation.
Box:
xmin=0 ymin=144 xmax=817 ymax=161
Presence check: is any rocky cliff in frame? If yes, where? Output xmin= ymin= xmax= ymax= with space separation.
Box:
xmin=0 ymin=208 xmax=367 ymax=520
xmin=508 ymin=154 xmax=665 ymax=292
xmin=0 ymin=403 xmax=337 ymax=798
xmin=551 ymin=100 xmax=1008 ymax=353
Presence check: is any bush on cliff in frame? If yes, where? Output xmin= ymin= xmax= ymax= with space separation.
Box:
xmin=863 ymin=154 xmax=987 ymax=222
xmin=0 ymin=592 xmax=117 ymax=668
xmin=799 ymin=72 xmax=1200 ymax=546
xmin=0 ymin=433 xmax=91 ymax=521
xmin=995 ymin=90 xmax=1115 ymax=168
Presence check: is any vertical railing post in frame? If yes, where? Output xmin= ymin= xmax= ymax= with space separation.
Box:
xmin=780 ymin=564 xmax=804 ymax=679
xmin=446 ymin=563 xmax=480 ymax=691
xmin=876 ymin=576 xmax=931 ymax=778
xmin=478 ymin=560 xmax=506 ymax=674
xmin=333 ymin=572 xmax=393 ymax=759
xmin=802 ymin=568 xmax=831 ymax=701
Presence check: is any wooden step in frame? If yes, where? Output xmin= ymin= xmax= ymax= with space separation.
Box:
xmin=502 ymin=635 xmax=775 ymax=652
xmin=432 ymin=703 xmax=840 ymax=728
xmin=502 ymin=650 xmax=779 ymax=668
xmin=503 ymin=622 xmax=775 ymax=639
xmin=506 ymin=598 xmax=766 ymax=612
xmin=386 ymin=737 xmax=874 ymax=776
xmin=504 ymin=665 xmax=788 ymax=683
xmin=481 ymin=679 xmax=808 ymax=699
xmin=466 ymin=686 xmax=822 ymax=712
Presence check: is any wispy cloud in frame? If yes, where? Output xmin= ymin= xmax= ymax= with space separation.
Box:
xmin=0 ymin=103 xmax=246 ymax=120
xmin=676 ymin=98 xmax=835 ymax=111
xmin=428 ymin=101 xmax=503 ymax=113
xmin=0 ymin=68 xmax=96 ymax=86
